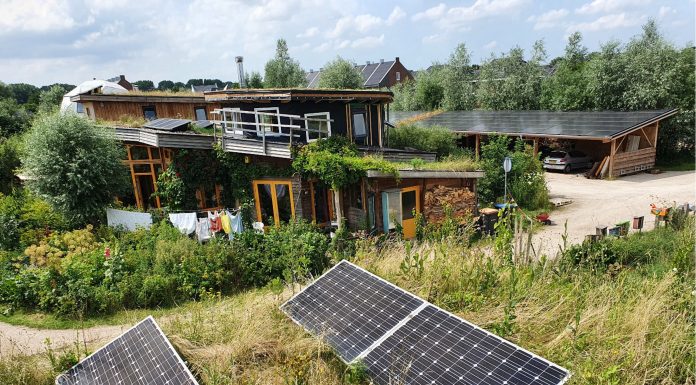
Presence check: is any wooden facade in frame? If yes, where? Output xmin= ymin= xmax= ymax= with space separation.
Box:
xmin=71 ymin=94 xmax=220 ymax=122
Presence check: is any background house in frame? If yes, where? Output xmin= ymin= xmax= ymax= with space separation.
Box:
xmin=306 ymin=57 xmax=413 ymax=89
xmin=106 ymin=75 xmax=134 ymax=91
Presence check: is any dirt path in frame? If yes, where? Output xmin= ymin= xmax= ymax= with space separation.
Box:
xmin=533 ymin=170 xmax=695 ymax=258
xmin=0 ymin=321 xmax=128 ymax=357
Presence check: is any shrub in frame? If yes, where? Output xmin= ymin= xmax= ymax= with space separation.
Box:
xmin=22 ymin=113 xmax=129 ymax=226
xmin=0 ymin=136 xmax=21 ymax=195
xmin=387 ymin=124 xmax=458 ymax=158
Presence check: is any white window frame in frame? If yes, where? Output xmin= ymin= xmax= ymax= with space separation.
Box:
xmin=223 ymin=107 xmax=244 ymax=135
xmin=304 ymin=112 xmax=331 ymax=142
xmin=395 ymin=71 xmax=401 ymax=81
xmin=254 ymin=107 xmax=280 ymax=137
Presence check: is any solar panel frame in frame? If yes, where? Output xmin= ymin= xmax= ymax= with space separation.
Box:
xmin=55 ymin=315 xmax=198 ymax=385
xmin=281 ymin=260 xmax=571 ymax=385
xmin=280 ymin=260 xmax=425 ymax=363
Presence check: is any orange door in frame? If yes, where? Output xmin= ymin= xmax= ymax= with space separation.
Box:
xmin=400 ymin=186 xmax=420 ymax=239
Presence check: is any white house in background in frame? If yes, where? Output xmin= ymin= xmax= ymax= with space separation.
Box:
xmin=60 ymin=80 xmax=128 ymax=118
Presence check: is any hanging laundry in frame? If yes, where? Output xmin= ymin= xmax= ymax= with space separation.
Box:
xmin=209 ymin=211 xmax=222 ymax=233
xmin=220 ymin=211 xmax=232 ymax=234
xmin=169 ymin=212 xmax=197 ymax=235
xmin=106 ymin=208 xmax=152 ymax=231
xmin=196 ymin=218 xmax=211 ymax=242
xmin=227 ymin=210 xmax=244 ymax=239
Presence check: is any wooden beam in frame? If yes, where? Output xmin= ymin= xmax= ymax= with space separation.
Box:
xmin=609 ymin=139 xmax=617 ymax=177
xmin=475 ymin=134 xmax=480 ymax=161
xmin=533 ymin=138 xmax=539 ymax=157
xmin=638 ymin=126 xmax=653 ymax=148
xmin=653 ymin=121 xmax=660 ymax=149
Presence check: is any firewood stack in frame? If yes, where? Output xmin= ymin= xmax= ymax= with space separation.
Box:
xmin=424 ymin=185 xmax=476 ymax=223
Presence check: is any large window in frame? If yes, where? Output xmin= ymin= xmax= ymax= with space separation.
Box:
xmin=142 ymin=106 xmax=157 ymax=121
xmin=222 ymin=108 xmax=244 ymax=135
xmin=194 ymin=106 xmax=207 ymax=121
xmin=254 ymin=107 xmax=280 ymax=136
xmin=252 ymin=179 xmax=294 ymax=227
xmin=305 ymin=112 xmax=331 ymax=142
xmin=351 ymin=105 xmax=367 ymax=145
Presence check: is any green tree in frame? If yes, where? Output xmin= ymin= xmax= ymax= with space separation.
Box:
xmin=414 ymin=67 xmax=445 ymax=110
xmin=0 ymin=135 xmax=21 ymax=195
xmin=586 ymin=40 xmax=628 ymax=110
xmin=7 ymin=83 xmax=40 ymax=108
xmin=317 ymin=56 xmax=363 ymax=89
xmin=0 ymin=98 xmax=30 ymax=138
xmin=541 ymin=32 xmax=592 ymax=110
xmin=246 ymin=71 xmax=264 ymax=88
xmin=264 ymin=39 xmax=306 ymax=88
xmin=443 ymin=43 xmax=476 ymax=110
xmin=133 ymin=80 xmax=155 ymax=91
xmin=22 ymin=113 xmax=129 ymax=226
xmin=391 ymin=79 xmax=418 ymax=111
xmin=38 ymin=85 xmax=65 ymax=113
xmin=477 ymin=41 xmax=546 ymax=110
xmin=157 ymin=80 xmax=175 ymax=90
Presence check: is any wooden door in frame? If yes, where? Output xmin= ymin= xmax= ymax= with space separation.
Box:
xmin=400 ymin=186 xmax=420 ymax=239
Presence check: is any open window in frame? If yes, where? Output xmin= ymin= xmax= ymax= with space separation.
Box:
xmin=252 ymin=179 xmax=294 ymax=227
xmin=254 ymin=107 xmax=280 ymax=136
xmin=222 ymin=107 xmax=244 ymax=135
xmin=142 ymin=106 xmax=157 ymax=121
xmin=305 ymin=112 xmax=331 ymax=142
xmin=351 ymin=105 xmax=368 ymax=145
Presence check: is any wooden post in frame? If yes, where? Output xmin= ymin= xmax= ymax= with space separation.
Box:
xmin=475 ymin=134 xmax=480 ymax=161
xmin=653 ymin=121 xmax=659 ymax=149
xmin=533 ymin=138 xmax=539 ymax=157
xmin=609 ymin=139 xmax=617 ymax=177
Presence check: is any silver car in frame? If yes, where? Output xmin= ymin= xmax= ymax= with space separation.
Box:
xmin=543 ymin=150 xmax=593 ymax=173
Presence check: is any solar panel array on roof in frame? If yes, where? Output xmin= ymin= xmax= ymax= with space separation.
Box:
xmin=56 ymin=316 xmax=198 ymax=385
xmin=281 ymin=260 xmax=570 ymax=385
xmin=143 ymin=118 xmax=192 ymax=132
xmin=406 ymin=109 xmax=677 ymax=139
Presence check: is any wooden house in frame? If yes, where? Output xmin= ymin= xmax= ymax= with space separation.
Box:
xmin=71 ymin=88 xmax=483 ymax=237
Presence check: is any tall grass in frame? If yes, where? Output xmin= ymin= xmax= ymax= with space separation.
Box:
xmin=1 ymin=221 xmax=693 ymax=385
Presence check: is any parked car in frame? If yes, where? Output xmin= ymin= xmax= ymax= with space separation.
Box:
xmin=543 ymin=150 xmax=593 ymax=173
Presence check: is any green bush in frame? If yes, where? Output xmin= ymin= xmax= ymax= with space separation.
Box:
xmin=387 ymin=124 xmax=459 ymax=158
xmin=0 ymin=136 xmax=21 ymax=195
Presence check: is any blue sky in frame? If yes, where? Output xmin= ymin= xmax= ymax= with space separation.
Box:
xmin=0 ymin=0 xmax=693 ymax=86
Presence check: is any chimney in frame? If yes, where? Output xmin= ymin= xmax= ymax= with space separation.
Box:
xmin=395 ymin=57 xmax=400 ymax=62
xmin=119 ymin=75 xmax=125 ymax=81
xmin=380 ymin=58 xmax=384 ymax=63
xmin=310 ymin=69 xmax=313 ymax=72
xmin=235 ymin=56 xmax=246 ymax=88
xmin=366 ymin=61 xmax=370 ymax=65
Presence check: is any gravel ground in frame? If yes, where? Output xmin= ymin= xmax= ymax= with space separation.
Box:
xmin=533 ymin=170 xmax=696 ymax=258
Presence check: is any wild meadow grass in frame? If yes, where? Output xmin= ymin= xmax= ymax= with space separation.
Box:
xmin=1 ymin=220 xmax=693 ymax=385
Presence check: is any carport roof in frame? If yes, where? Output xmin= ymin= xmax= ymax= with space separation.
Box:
xmin=399 ymin=109 xmax=678 ymax=140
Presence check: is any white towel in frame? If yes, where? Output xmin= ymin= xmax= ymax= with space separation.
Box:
xmin=106 ymin=208 xmax=152 ymax=231
xmin=196 ymin=218 xmax=211 ymax=242
xmin=169 ymin=212 xmax=197 ymax=235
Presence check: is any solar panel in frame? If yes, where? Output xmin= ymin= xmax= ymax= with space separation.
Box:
xmin=56 ymin=316 xmax=198 ymax=385
xmin=281 ymin=260 xmax=570 ymax=385
xmin=281 ymin=261 xmax=423 ymax=362
xmin=143 ymin=118 xmax=191 ymax=132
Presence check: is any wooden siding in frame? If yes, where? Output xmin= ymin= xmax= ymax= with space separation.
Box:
xmin=90 ymin=101 xmax=220 ymax=121
xmin=612 ymin=147 xmax=656 ymax=176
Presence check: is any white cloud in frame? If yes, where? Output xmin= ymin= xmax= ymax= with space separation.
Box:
xmin=575 ymin=0 xmax=652 ymax=15
xmin=413 ymin=0 xmax=527 ymax=30
xmin=354 ymin=14 xmax=382 ymax=33
xmin=297 ymin=27 xmax=319 ymax=38
xmin=337 ymin=39 xmax=351 ymax=49
xmin=350 ymin=34 xmax=384 ymax=49
xmin=658 ymin=6 xmax=676 ymax=19
xmin=566 ymin=12 xmax=642 ymax=32
xmin=484 ymin=40 xmax=498 ymax=50
xmin=386 ymin=6 xmax=406 ymax=25
xmin=0 ymin=0 xmax=76 ymax=33
xmin=422 ymin=34 xmax=443 ymax=43
xmin=527 ymin=9 xmax=569 ymax=30
xmin=313 ymin=42 xmax=331 ymax=52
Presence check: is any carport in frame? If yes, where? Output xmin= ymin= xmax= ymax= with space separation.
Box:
xmin=404 ymin=109 xmax=678 ymax=178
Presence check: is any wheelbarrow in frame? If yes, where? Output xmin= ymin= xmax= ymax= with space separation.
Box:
xmin=536 ymin=212 xmax=551 ymax=225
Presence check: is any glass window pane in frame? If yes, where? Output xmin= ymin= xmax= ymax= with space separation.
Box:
xmin=367 ymin=194 xmax=375 ymax=230
xmin=352 ymin=113 xmax=366 ymax=137
xmin=256 ymin=183 xmax=275 ymax=226
xmin=313 ymin=183 xmax=329 ymax=224
xmin=275 ymin=183 xmax=293 ymax=223
xmin=195 ymin=107 xmax=207 ymax=121
xmin=143 ymin=107 xmax=157 ymax=121
xmin=76 ymin=102 xmax=84 ymax=113
xmin=137 ymin=175 xmax=157 ymax=209
xmin=133 ymin=164 xmax=151 ymax=174
xmin=150 ymin=148 xmax=161 ymax=159
xmin=402 ymin=190 xmax=417 ymax=220
xmin=130 ymin=146 xmax=149 ymax=160
xmin=387 ymin=191 xmax=401 ymax=229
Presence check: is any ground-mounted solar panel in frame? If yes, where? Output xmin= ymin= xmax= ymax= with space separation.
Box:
xmin=281 ymin=261 xmax=423 ymax=362
xmin=56 ymin=316 xmax=198 ymax=385
xmin=281 ymin=260 xmax=570 ymax=385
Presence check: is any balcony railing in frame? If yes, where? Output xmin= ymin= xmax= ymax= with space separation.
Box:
xmin=210 ymin=108 xmax=332 ymax=158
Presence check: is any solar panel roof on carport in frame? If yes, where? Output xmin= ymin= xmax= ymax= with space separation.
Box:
xmin=405 ymin=109 xmax=677 ymax=139
xmin=281 ymin=260 xmax=570 ymax=385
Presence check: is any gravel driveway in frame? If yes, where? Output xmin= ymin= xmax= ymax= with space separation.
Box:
xmin=533 ymin=170 xmax=695 ymax=258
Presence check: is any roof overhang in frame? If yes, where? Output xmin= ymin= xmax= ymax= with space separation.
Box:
xmin=367 ymin=170 xmax=484 ymax=179
xmin=71 ymin=94 xmax=205 ymax=103
xmin=204 ymin=89 xmax=393 ymax=103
